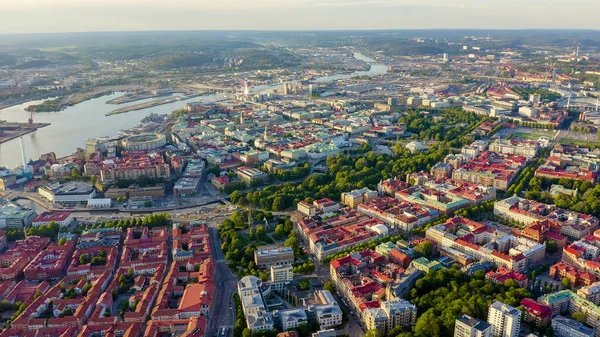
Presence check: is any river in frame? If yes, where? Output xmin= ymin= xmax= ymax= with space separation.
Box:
xmin=0 ymin=52 xmax=386 ymax=168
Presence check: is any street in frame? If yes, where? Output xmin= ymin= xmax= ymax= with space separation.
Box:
xmin=207 ymin=227 xmax=239 ymax=337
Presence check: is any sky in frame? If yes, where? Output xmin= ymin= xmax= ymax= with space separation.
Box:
xmin=0 ymin=0 xmax=599 ymax=34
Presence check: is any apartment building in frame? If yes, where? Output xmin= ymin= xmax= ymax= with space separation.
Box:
xmin=454 ymin=314 xmax=491 ymax=337
xmin=341 ymin=188 xmax=378 ymax=208
xmin=254 ymin=247 xmax=294 ymax=269
xmin=487 ymin=301 xmax=521 ymax=337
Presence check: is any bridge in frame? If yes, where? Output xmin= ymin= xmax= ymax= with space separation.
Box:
xmin=190 ymin=83 xmax=237 ymax=93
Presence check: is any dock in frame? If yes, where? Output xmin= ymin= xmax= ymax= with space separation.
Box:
xmin=0 ymin=121 xmax=51 ymax=144
xmin=105 ymin=93 xmax=203 ymax=116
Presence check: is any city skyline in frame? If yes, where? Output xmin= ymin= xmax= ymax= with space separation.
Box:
xmin=1 ymin=0 xmax=600 ymax=34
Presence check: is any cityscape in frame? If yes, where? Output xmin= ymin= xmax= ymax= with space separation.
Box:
xmin=1 ymin=3 xmax=600 ymax=337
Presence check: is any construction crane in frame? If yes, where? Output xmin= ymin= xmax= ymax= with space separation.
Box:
xmin=543 ymin=62 xmax=556 ymax=83
xmin=28 ymin=110 xmax=34 ymax=128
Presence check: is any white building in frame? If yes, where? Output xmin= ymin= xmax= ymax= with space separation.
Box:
xmin=278 ymin=308 xmax=308 ymax=331
xmin=31 ymin=211 xmax=74 ymax=228
xmin=363 ymin=299 xmax=417 ymax=334
xmin=87 ymin=198 xmax=112 ymax=208
xmin=312 ymin=290 xmax=343 ymax=329
xmin=311 ymin=329 xmax=336 ymax=337
xmin=269 ymin=265 xmax=293 ymax=292
xmin=487 ymin=301 xmax=521 ymax=337
xmin=455 ymin=314 xmax=491 ymax=337
xmin=237 ymin=276 xmax=275 ymax=332
xmin=38 ymin=181 xmax=96 ymax=204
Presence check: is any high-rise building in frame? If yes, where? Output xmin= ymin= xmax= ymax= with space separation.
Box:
xmin=454 ymin=314 xmax=491 ymax=337
xmin=487 ymin=301 xmax=521 ymax=337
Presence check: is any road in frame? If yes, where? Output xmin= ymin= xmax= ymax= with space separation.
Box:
xmin=207 ymin=227 xmax=239 ymax=337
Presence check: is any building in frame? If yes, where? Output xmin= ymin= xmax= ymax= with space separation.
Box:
xmin=454 ymin=314 xmax=491 ymax=337
xmin=539 ymin=290 xmax=600 ymax=330
xmin=38 ymin=181 xmax=96 ymax=204
xmin=173 ymin=177 xmax=201 ymax=197
xmin=254 ymin=247 xmax=294 ymax=269
xmin=356 ymin=197 xmax=438 ymax=232
xmin=549 ymin=261 xmax=595 ymax=287
xmin=486 ymin=267 xmax=528 ymax=288
xmin=297 ymin=201 xmax=317 ymax=217
xmin=535 ymin=144 xmax=600 ymax=183
xmin=577 ymin=281 xmax=600 ymax=305
xmin=488 ymin=139 xmax=540 ymax=159
xmin=494 ymin=196 xmax=599 ymax=240
xmin=270 ymin=265 xmax=293 ymax=292
xmin=236 ymin=166 xmax=268 ymax=184
xmin=411 ymin=257 xmax=442 ymax=273
xmin=0 ymin=199 xmax=36 ymax=229
xmin=452 ymin=152 xmax=527 ymax=191
xmin=277 ymin=308 xmax=308 ymax=331
xmin=31 ymin=211 xmax=74 ymax=228
xmin=551 ymin=315 xmax=596 ymax=337
xmin=121 ymin=133 xmax=167 ymax=152
xmin=238 ymin=276 xmax=274 ymax=332
xmin=312 ymin=290 xmax=343 ymax=329
xmin=363 ymin=299 xmax=417 ymax=335
xmin=487 ymin=301 xmax=521 ymax=337
xmin=520 ymin=298 xmax=552 ymax=328
xmin=311 ymin=329 xmax=336 ymax=337
xmin=341 ymin=188 xmax=378 ymax=208
xmin=23 ymin=241 xmax=75 ymax=281
xmin=299 ymin=210 xmax=387 ymax=260
xmin=105 ymin=184 xmax=166 ymax=199
xmin=100 ymin=152 xmax=170 ymax=183
xmin=426 ymin=217 xmax=545 ymax=272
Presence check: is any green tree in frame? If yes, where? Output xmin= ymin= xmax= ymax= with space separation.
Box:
xmin=546 ymin=240 xmax=558 ymax=254
xmin=415 ymin=241 xmax=433 ymax=258
xmin=562 ymin=277 xmax=571 ymax=290
xmin=324 ymin=281 xmax=336 ymax=293
xmin=58 ymin=238 xmax=67 ymax=245
xmin=364 ymin=329 xmax=383 ymax=337
xmin=572 ymin=311 xmax=586 ymax=323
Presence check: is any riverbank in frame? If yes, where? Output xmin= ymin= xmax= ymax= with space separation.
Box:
xmin=105 ymin=88 xmax=193 ymax=105
xmin=106 ymin=93 xmax=204 ymax=116
xmin=0 ymin=122 xmax=51 ymax=145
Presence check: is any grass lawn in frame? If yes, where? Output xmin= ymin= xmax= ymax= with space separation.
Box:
xmin=512 ymin=130 xmax=556 ymax=140
xmin=238 ymin=233 xmax=275 ymax=246
xmin=557 ymin=138 xmax=600 ymax=146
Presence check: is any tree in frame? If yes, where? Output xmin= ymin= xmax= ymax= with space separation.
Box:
xmin=415 ymin=241 xmax=433 ymax=258
xmin=295 ymin=322 xmax=311 ymax=336
xmin=79 ymin=253 xmax=90 ymax=265
xmin=324 ymin=281 xmax=336 ymax=293
xmin=572 ymin=311 xmax=586 ymax=324
xmin=82 ymin=283 xmax=92 ymax=295
xmin=299 ymin=280 xmax=310 ymax=291
xmin=284 ymin=234 xmax=300 ymax=253
xmin=58 ymin=238 xmax=67 ymax=245
xmin=272 ymin=197 xmax=285 ymax=211
xmin=364 ymin=329 xmax=383 ymax=337
xmin=562 ymin=277 xmax=571 ymax=290
xmin=255 ymin=225 xmax=267 ymax=241
xmin=242 ymin=328 xmax=252 ymax=337
xmin=545 ymin=240 xmax=558 ymax=254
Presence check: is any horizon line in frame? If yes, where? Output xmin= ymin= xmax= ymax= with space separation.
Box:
xmin=2 ymin=27 xmax=600 ymax=36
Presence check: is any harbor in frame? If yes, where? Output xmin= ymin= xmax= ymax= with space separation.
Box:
xmin=0 ymin=121 xmax=51 ymax=145
xmin=105 ymin=93 xmax=203 ymax=116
